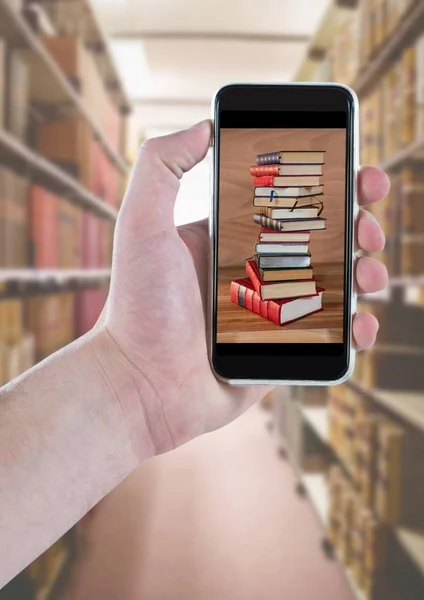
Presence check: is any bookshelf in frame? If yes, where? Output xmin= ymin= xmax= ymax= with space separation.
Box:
xmin=354 ymin=0 xmax=424 ymax=97
xmin=278 ymin=3 xmax=424 ymax=597
xmin=34 ymin=0 xmax=131 ymax=114
xmin=0 ymin=129 xmax=118 ymax=219
xmin=0 ymin=1 xmax=130 ymax=596
xmin=294 ymin=0 xmax=358 ymax=82
xmin=0 ymin=0 xmax=130 ymax=174
xmin=346 ymin=380 xmax=424 ymax=435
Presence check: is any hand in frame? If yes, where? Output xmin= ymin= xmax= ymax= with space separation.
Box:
xmin=101 ymin=121 xmax=389 ymax=456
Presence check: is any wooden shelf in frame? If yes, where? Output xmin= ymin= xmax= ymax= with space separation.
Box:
xmin=35 ymin=0 xmax=131 ymax=114
xmin=0 ymin=129 xmax=118 ymax=220
xmin=36 ymin=548 xmax=70 ymax=600
xmin=302 ymin=407 xmax=329 ymax=443
xmin=347 ymin=380 xmax=424 ymax=435
xmin=380 ymin=138 xmax=424 ymax=172
xmin=355 ymin=0 xmax=424 ymax=97
xmin=396 ymin=528 xmax=424 ymax=577
xmin=301 ymin=471 xmax=366 ymax=600
xmin=295 ymin=0 xmax=357 ymax=82
xmin=302 ymin=472 xmax=329 ymax=526
xmin=0 ymin=0 xmax=130 ymax=176
xmin=0 ymin=268 xmax=111 ymax=286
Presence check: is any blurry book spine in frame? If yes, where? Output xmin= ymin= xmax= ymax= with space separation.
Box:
xmin=401 ymin=46 xmax=416 ymax=148
xmin=5 ymin=48 xmax=29 ymax=141
xmin=0 ymin=37 xmax=5 ymax=129
xmin=29 ymin=185 xmax=58 ymax=268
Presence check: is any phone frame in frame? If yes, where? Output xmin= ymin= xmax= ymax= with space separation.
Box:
xmin=208 ymin=83 xmax=359 ymax=385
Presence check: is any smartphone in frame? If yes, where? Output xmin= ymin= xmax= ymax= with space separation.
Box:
xmin=209 ymin=83 xmax=358 ymax=385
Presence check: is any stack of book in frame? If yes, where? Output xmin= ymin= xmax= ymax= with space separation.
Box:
xmin=231 ymin=150 xmax=326 ymax=327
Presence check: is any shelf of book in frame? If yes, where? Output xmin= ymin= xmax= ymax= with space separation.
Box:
xmin=355 ymin=0 xmax=424 ymax=97
xmin=346 ymin=380 xmax=424 ymax=435
xmin=0 ymin=0 xmax=130 ymax=175
xmin=0 ymin=129 xmax=118 ymax=220
xmin=295 ymin=0 xmax=357 ymax=82
xmin=300 ymin=404 xmax=355 ymax=478
xmin=35 ymin=0 xmax=131 ymax=114
xmin=300 ymin=471 xmax=366 ymax=600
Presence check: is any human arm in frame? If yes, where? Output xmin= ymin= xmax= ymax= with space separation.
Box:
xmin=0 ymin=120 xmax=389 ymax=586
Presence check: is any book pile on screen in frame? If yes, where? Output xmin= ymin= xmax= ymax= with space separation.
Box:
xmin=231 ymin=150 xmax=327 ymax=326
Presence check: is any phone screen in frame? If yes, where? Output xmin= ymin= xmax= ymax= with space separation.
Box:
xmin=211 ymin=85 xmax=356 ymax=382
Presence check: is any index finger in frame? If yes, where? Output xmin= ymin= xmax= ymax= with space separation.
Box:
xmin=358 ymin=166 xmax=391 ymax=206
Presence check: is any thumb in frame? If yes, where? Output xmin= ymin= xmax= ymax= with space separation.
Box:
xmin=119 ymin=120 xmax=212 ymax=233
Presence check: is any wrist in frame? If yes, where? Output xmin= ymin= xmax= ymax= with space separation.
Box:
xmin=83 ymin=327 xmax=160 ymax=461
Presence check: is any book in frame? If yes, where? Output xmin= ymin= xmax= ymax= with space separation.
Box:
xmin=258 ymin=266 xmax=314 ymax=283
xmin=255 ymin=242 xmax=309 ymax=255
xmin=260 ymin=206 xmax=320 ymax=219
xmin=246 ymin=260 xmax=317 ymax=301
xmin=6 ymin=48 xmax=29 ymax=141
xmin=230 ymin=278 xmax=323 ymax=326
xmin=256 ymin=151 xmax=325 ymax=165
xmin=375 ymin=419 xmax=424 ymax=528
xmin=254 ymin=214 xmax=326 ymax=232
xmin=258 ymin=228 xmax=310 ymax=243
xmin=253 ymin=175 xmax=322 ymax=187
xmin=256 ymin=254 xmax=311 ymax=269
xmin=255 ymin=185 xmax=323 ymax=199
xmin=250 ymin=164 xmax=324 ymax=177
xmin=29 ymin=185 xmax=58 ymax=268
xmin=354 ymin=345 xmax=424 ymax=391
xmin=0 ymin=39 xmax=5 ymax=129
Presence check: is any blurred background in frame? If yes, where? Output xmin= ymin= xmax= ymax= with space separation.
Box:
xmin=1 ymin=0 xmax=424 ymax=599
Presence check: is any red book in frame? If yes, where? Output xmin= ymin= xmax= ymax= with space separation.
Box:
xmin=29 ymin=185 xmax=58 ymax=268
xmin=246 ymin=259 xmax=317 ymax=301
xmin=231 ymin=278 xmax=324 ymax=326
xmin=253 ymin=175 xmax=322 ymax=187
xmin=250 ymin=165 xmax=323 ymax=177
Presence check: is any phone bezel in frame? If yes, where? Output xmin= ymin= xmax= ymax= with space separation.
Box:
xmin=208 ymin=83 xmax=359 ymax=385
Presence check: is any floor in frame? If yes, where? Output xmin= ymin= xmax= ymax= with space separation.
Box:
xmin=62 ymin=405 xmax=354 ymax=600
xmin=217 ymin=263 xmax=344 ymax=343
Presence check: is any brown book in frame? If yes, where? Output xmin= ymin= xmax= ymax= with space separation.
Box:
xmin=375 ymin=420 xmax=424 ymax=527
xmin=354 ymin=344 xmax=424 ymax=391
xmin=6 ymin=48 xmax=29 ymax=141
xmin=0 ymin=300 xmax=23 ymax=345
xmin=6 ymin=172 xmax=29 ymax=268
xmin=0 ymin=341 xmax=6 ymax=387
xmin=37 ymin=118 xmax=93 ymax=187
xmin=359 ymin=300 xmax=424 ymax=348
xmin=0 ymin=166 xmax=10 ymax=266
xmin=0 ymin=38 xmax=5 ymax=129
xmin=401 ymin=238 xmax=424 ymax=275
xmin=354 ymin=414 xmax=381 ymax=508
xmin=363 ymin=513 xmax=389 ymax=574
xmin=402 ymin=46 xmax=416 ymax=148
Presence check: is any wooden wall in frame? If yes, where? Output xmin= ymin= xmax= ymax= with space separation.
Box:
xmin=218 ymin=128 xmax=347 ymax=267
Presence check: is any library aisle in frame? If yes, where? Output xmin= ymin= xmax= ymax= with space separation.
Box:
xmin=62 ymin=405 xmax=353 ymax=600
